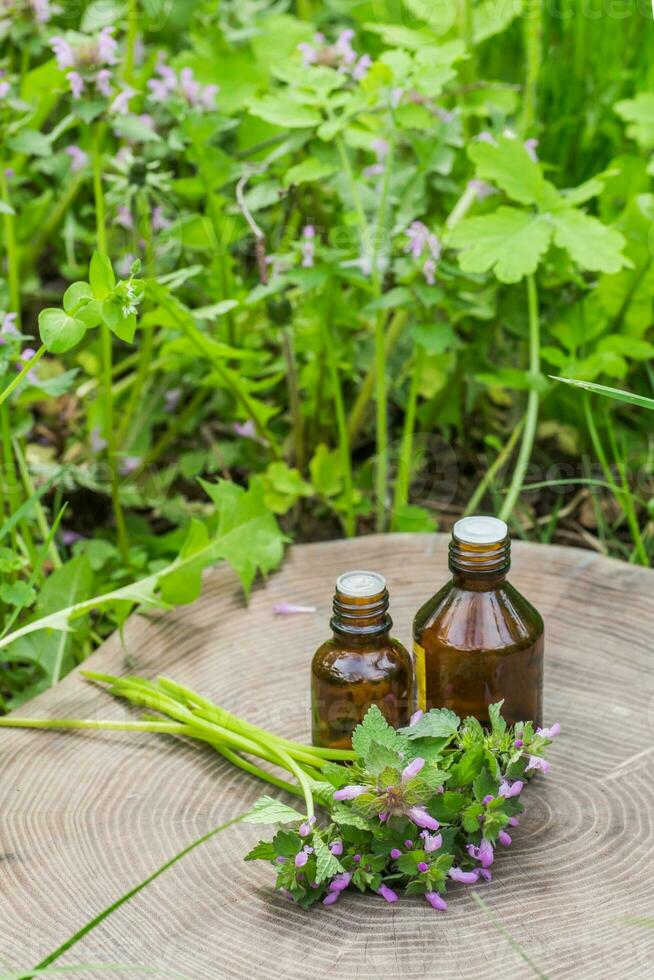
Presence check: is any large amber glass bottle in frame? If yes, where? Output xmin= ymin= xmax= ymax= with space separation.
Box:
xmin=413 ymin=517 xmax=543 ymax=727
xmin=311 ymin=571 xmax=413 ymax=749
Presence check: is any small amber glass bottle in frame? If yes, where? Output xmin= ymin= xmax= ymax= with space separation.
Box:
xmin=311 ymin=571 xmax=413 ymax=749
xmin=413 ymin=517 xmax=544 ymax=727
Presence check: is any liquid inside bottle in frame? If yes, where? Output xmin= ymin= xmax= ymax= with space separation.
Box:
xmin=413 ymin=517 xmax=544 ymax=727
xmin=311 ymin=570 xmax=413 ymax=749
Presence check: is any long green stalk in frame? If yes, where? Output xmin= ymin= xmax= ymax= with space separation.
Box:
xmin=520 ymin=0 xmax=543 ymax=136
xmin=92 ymin=124 xmax=130 ymax=564
xmin=13 ymin=437 xmax=62 ymax=569
xmin=0 ymin=346 xmax=46 ymax=408
xmin=321 ymin=306 xmax=354 ymax=537
xmin=391 ymin=350 xmax=422 ymax=523
xmin=499 ymin=275 xmax=540 ymax=522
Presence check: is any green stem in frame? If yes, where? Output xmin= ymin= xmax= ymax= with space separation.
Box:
xmin=0 ymin=406 xmax=20 ymax=554
xmin=0 ymin=165 xmax=20 ymax=316
xmin=281 ymin=327 xmax=306 ymax=472
xmin=123 ymin=0 xmax=139 ymax=82
xmin=92 ymin=124 xmax=129 ymax=564
xmin=499 ymin=275 xmax=540 ymax=522
xmin=347 ymin=311 xmax=407 ymax=443
xmin=13 ymin=437 xmax=62 ymax=568
xmin=520 ymin=0 xmax=543 ymax=136
xmin=0 ymin=346 xmax=46 ymax=409
xmin=20 ymin=173 xmax=84 ymax=276
xmin=321 ymin=310 xmax=354 ymax=537
xmin=392 ymin=351 xmax=422 ymax=523
xmin=464 ymin=417 xmax=525 ymax=517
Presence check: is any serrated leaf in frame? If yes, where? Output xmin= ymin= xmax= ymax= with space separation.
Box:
xmin=615 ymin=93 xmax=654 ymax=149
xmin=450 ymin=207 xmax=552 ymax=283
xmin=404 ymin=707 xmax=460 ymax=740
xmin=243 ymin=841 xmax=277 ymax=862
xmin=462 ymin=801 xmax=485 ymax=833
xmin=313 ymin=835 xmax=344 ymax=884
xmin=283 ymin=158 xmax=337 ymax=187
xmin=320 ymin=763 xmax=351 ymax=789
xmin=351 ymin=705 xmax=399 ymax=761
xmin=366 ymin=741 xmax=402 ymax=776
xmin=468 ymin=134 xmax=546 ymax=205
xmin=243 ymin=795 xmax=305 ymax=825
xmin=430 ymin=790 xmax=467 ymax=822
xmin=331 ymin=807 xmax=371 ymax=830
xmin=473 ymin=766 xmax=499 ymax=803
xmin=448 ymin=746 xmax=486 ymax=788
xmin=488 ymin=701 xmax=506 ymax=735
xmin=38 ymin=308 xmax=87 ymax=354
xmin=248 ymin=95 xmax=321 ymax=129
xmin=550 ymin=208 xmax=629 ymax=274
xmin=0 ymin=581 xmax=36 ymax=608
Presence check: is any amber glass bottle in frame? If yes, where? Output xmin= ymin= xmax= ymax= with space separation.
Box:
xmin=413 ymin=517 xmax=543 ymax=727
xmin=311 ymin=571 xmax=413 ymax=749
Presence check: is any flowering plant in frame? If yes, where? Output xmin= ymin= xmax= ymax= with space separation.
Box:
xmin=246 ymin=703 xmax=559 ymax=910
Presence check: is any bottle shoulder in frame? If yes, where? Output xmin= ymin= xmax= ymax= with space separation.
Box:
xmin=413 ymin=579 xmax=543 ymax=652
xmin=311 ymin=636 xmax=412 ymax=684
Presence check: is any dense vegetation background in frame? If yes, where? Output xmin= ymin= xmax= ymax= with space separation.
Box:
xmin=1 ymin=0 xmax=653 ymax=708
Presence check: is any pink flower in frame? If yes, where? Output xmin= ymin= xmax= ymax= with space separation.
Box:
xmin=117 ymin=205 xmax=133 ymax=230
xmin=335 ymin=29 xmax=356 ymax=66
xmin=0 ymin=79 xmax=10 ymax=100
xmin=328 ymin=871 xmax=351 ymax=892
xmin=164 ymin=387 xmax=181 ymax=412
xmin=294 ymin=845 xmax=313 ymax=868
xmin=401 ymin=757 xmax=425 ymax=781
xmin=273 ymin=603 xmax=317 ymax=616
xmin=378 ymin=883 xmax=398 ymax=903
xmin=110 ymin=85 xmax=136 ymax=115
xmin=390 ymin=848 xmax=402 ymax=859
xmin=417 ymin=861 xmax=428 ymax=873
xmin=407 ymin=807 xmax=439 ymax=831
xmin=448 ymin=867 xmax=478 ymax=885
xmin=67 ymin=71 xmax=85 ymax=99
xmin=333 ymin=785 xmax=367 ymax=802
xmin=526 ymin=755 xmax=550 ymax=774
xmin=425 ymin=891 xmax=447 ymax=911
xmin=409 ymin=709 xmax=423 ymax=727
xmin=323 ymin=890 xmax=340 ymax=906
xmin=498 ymin=830 xmax=512 ymax=847
xmin=422 ymin=832 xmax=442 ymax=853
xmin=51 ymin=36 xmax=75 ymax=69
xmin=95 ymin=69 xmax=113 ymax=97
xmin=233 ymin=420 xmax=256 ymax=439
xmin=90 ymin=427 xmax=108 ymax=454
xmin=179 ymin=67 xmax=201 ymax=103
xmin=298 ymin=42 xmax=319 ymax=67
xmin=97 ymin=27 xmax=118 ymax=65
xmin=299 ymin=816 xmax=316 ymax=837
xmin=2 ymin=313 xmax=18 ymax=335
xmin=301 ymin=225 xmax=315 ymax=268
xmin=537 ymin=723 xmax=561 ymax=738
xmin=499 ymin=779 xmax=523 ymax=798
xmin=466 ymin=838 xmax=494 ymax=868
xmin=65 ymin=145 xmax=88 ymax=172
xmin=524 ymin=138 xmax=539 ymax=162
xmin=30 ymin=0 xmax=52 ymax=23
xmin=352 ymin=54 xmax=372 ymax=81
xmin=468 ymin=178 xmax=495 ymax=201
xmin=508 ymin=815 xmax=520 ymax=828
xmin=329 ymin=840 xmax=343 ymax=856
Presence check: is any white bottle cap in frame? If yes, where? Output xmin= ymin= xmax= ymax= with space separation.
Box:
xmin=453 ymin=516 xmax=508 ymax=545
xmin=336 ymin=570 xmax=386 ymax=598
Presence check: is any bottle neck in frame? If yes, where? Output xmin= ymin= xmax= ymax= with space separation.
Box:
xmin=449 ymin=533 xmax=510 ymax=591
xmin=330 ymin=587 xmax=392 ymax=641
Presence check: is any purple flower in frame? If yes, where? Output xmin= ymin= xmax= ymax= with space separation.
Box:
xmin=409 ymin=709 xmax=423 ymax=727
xmin=524 ymin=138 xmax=539 ymax=162
xmin=301 ymin=225 xmax=315 ymax=268
xmin=402 ymin=757 xmax=425 ymax=782
xmin=233 ymin=420 xmax=257 ymax=439
xmin=425 ymin=891 xmax=447 ymax=911
xmin=333 ymin=785 xmax=367 ymax=802
xmin=466 ymin=838 xmax=494 ymax=868
xmin=417 ymin=861 xmax=428 ymax=873
xmin=390 ymin=848 xmax=402 ymax=859
xmin=423 ymin=258 xmax=437 ymax=286
xmin=404 ymin=840 xmax=413 ymax=849
xmin=119 ymin=455 xmax=141 ymax=476
xmin=407 ymin=807 xmax=439 ymax=832
xmin=329 ymin=840 xmax=343 ymax=856
xmin=275 ymin=856 xmax=286 ymax=864
xmin=422 ymin=832 xmax=442 ymax=853
xmin=30 ymin=0 xmax=53 ymax=23
xmin=482 ymin=795 xmax=494 ymax=805
xmin=90 ymin=427 xmax=107 ymax=454
xmin=323 ymin=890 xmax=339 ymax=906
xmin=537 ymin=723 xmax=561 ymax=738
xmin=273 ymin=602 xmax=317 ymax=616
xmin=352 ymin=54 xmax=372 ymax=81
xmin=378 ymin=883 xmax=398 ymax=903
xmin=476 ymin=131 xmax=497 ymax=145
xmin=0 ymin=79 xmax=10 ymax=100
xmin=468 ymin=178 xmax=495 ymax=201
xmin=526 ymin=755 xmax=550 ymax=774
xmin=498 ymin=830 xmax=512 ymax=847
xmin=60 ymin=529 xmax=84 ymax=546
xmin=478 ymin=868 xmax=493 ymax=882
xmin=294 ymin=845 xmax=313 ymax=868
xmin=151 ymin=205 xmax=169 ymax=231
xmin=20 ymin=347 xmax=36 ymax=361
xmin=67 ymin=71 xmax=85 ymax=99
xmin=514 ymin=739 xmax=524 ymax=749
xmin=499 ymin=779 xmax=523 ymax=798
xmin=353 ymin=854 xmax=361 ymax=864
xmin=111 ymin=85 xmax=136 ymax=115
xmin=298 ymin=41 xmax=319 ymax=67
xmin=299 ymin=816 xmax=316 ymax=838
xmin=329 ymin=871 xmax=352 ymax=892
xmin=65 ymin=145 xmax=88 ymax=172
xmin=97 ymin=27 xmax=118 ymax=65
xmin=51 ymin=36 xmax=75 ymax=69
xmin=448 ymin=867 xmax=479 ymax=885
xmin=164 ymin=387 xmax=181 ymax=412
xmin=508 ymin=815 xmax=520 ymax=828
xmin=116 ymin=205 xmax=133 ymax=230
xmin=335 ymin=29 xmax=356 ymax=66
xmin=95 ymin=68 xmax=113 ymax=97
xmin=378 ymin=811 xmax=389 ymax=822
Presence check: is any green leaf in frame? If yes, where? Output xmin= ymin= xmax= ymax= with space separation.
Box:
xmin=468 ymin=134 xmax=546 ymax=205
xmin=89 ymin=251 xmax=116 ymax=300
xmin=403 ymin=707 xmax=460 ymax=740
xmin=309 ymin=444 xmax=342 ymax=498
xmin=248 ymin=95 xmax=321 ymax=129
xmin=112 ymin=114 xmax=162 ymax=143
xmin=448 ymin=746 xmax=486 ymax=788
xmin=430 ymin=790 xmax=467 ymax=822
xmin=259 ymin=461 xmax=313 ymax=515
xmin=331 ymin=807 xmax=371 ymax=830
xmin=63 ymin=282 xmax=93 ymax=314
xmin=550 ymin=377 xmax=654 ymax=411
xmin=473 ymin=766 xmax=499 ymax=803
xmin=243 ymin=841 xmax=277 ymax=862
xmin=550 ymin=208 xmax=629 ymax=274
xmin=313 ymin=835 xmax=344 ymax=884
xmin=462 ymin=801 xmax=485 ymax=833
xmin=159 ymin=519 xmax=209 ymax=605
xmin=243 ymin=795 xmax=305 ymax=825
xmin=366 ymin=741 xmax=402 ymax=776
xmin=450 ymin=207 xmax=552 ymax=283
xmin=351 ymin=704 xmax=399 ymax=761
xmin=38 ymin=308 xmax=87 ymax=354
xmin=283 ymin=158 xmax=337 ymax=187
xmin=8 ymin=129 xmax=52 ymax=157
xmin=615 ymin=93 xmax=654 ymax=149
xmin=488 ymin=701 xmax=506 ymax=736
xmin=0 ymin=581 xmax=36 ymax=608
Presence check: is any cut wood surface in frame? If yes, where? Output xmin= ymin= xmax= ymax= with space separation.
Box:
xmin=1 ymin=534 xmax=653 ymax=979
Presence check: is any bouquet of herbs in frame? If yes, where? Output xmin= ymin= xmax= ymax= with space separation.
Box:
xmin=0 ymin=674 xmax=558 ymax=911
xmin=245 ymin=704 xmax=558 ymax=910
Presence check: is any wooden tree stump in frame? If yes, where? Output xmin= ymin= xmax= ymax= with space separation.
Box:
xmin=1 ymin=534 xmax=653 ymax=978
